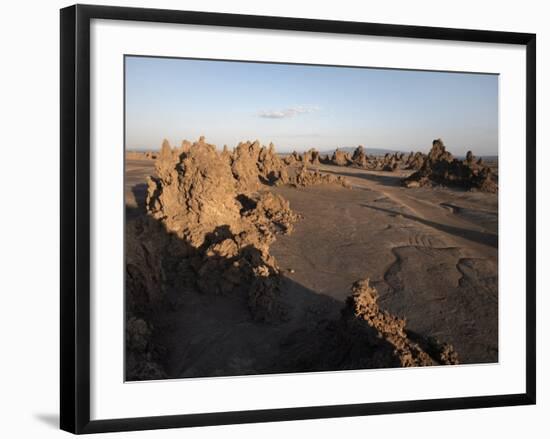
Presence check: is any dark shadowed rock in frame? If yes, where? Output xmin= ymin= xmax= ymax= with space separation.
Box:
xmin=405 ymin=151 xmax=427 ymax=170
xmin=350 ymin=145 xmax=371 ymax=168
xmin=277 ymin=278 xmax=458 ymax=372
xmin=343 ymin=279 xmax=458 ymax=367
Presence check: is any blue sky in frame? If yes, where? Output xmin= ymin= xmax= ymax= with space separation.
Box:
xmin=125 ymin=56 xmax=498 ymax=155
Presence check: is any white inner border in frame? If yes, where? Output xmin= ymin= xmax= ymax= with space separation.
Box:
xmin=90 ymin=19 xmax=526 ymax=421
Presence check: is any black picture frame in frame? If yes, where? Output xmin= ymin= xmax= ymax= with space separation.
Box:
xmin=60 ymin=4 xmax=536 ymax=434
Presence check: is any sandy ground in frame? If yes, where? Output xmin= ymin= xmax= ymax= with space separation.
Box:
xmin=271 ymin=164 xmax=498 ymax=364
xmin=125 ymin=157 xmax=498 ymax=377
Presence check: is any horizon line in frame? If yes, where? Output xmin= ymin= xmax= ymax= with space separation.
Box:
xmin=125 ymin=143 xmax=499 ymax=157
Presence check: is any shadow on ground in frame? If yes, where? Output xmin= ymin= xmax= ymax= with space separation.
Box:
xmin=126 ymin=183 xmax=457 ymax=380
xmin=361 ymin=203 xmax=498 ymax=249
xmin=34 ymin=414 xmax=58 ymax=430
xmin=320 ymin=167 xmax=404 ymax=187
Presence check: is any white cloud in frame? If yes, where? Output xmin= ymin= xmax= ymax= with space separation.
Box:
xmin=258 ymin=105 xmax=320 ymax=119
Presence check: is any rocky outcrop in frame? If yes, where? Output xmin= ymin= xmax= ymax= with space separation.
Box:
xmin=126 ymin=218 xmax=167 ymax=315
xmin=126 ymin=137 xmax=463 ymax=381
xmin=284 ymin=151 xmax=303 ymax=166
xmin=343 ymin=279 xmax=458 ymax=367
xmin=145 ymin=138 xmax=300 ymax=321
xmin=231 ymin=141 xmax=265 ymax=192
xmin=231 ymin=140 xmax=290 ymax=192
xmin=331 ymin=148 xmax=351 ymax=166
xmin=290 ymin=165 xmax=351 ymax=188
xmin=125 ymin=216 xmax=170 ymax=380
xmin=125 ymin=186 xmax=300 ymax=379
xmin=329 ymin=146 xmax=410 ymax=172
xmin=302 ymin=148 xmax=321 ymax=165
xmin=147 ymin=138 xmax=242 ymax=246
xmin=405 ymin=151 xmax=427 ymax=170
xmin=380 ymin=153 xmax=400 ymax=172
xmin=402 ymin=139 xmax=498 ymax=192
xmin=195 ymin=191 xmax=299 ymax=319
xmin=126 ymin=316 xmax=167 ymax=381
xmin=349 ymin=145 xmax=372 ymax=169
xmin=428 ymin=138 xmax=453 ymax=162
xmin=277 ymin=278 xmax=458 ymax=372
xmin=257 ymin=142 xmax=290 ymax=186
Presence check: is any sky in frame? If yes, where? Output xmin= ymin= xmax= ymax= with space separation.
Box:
xmin=125 ymin=56 xmax=498 ymax=155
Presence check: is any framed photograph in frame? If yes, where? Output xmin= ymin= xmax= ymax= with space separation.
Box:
xmin=60 ymin=4 xmax=536 ymax=434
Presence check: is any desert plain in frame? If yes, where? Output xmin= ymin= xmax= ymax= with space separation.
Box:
xmin=125 ymin=138 xmax=498 ymax=380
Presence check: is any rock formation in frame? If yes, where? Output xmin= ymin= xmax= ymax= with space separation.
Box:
xmin=381 ymin=153 xmax=400 ymax=171
xmin=327 ymin=146 xmax=411 ymax=172
xmin=284 ymin=151 xmax=303 ymax=166
xmin=257 ymin=142 xmax=290 ymax=186
xmin=349 ymin=145 xmax=371 ymax=168
xmin=402 ymin=139 xmax=498 ymax=192
xmin=147 ymin=138 xmax=242 ymax=246
xmin=145 ymin=137 xmax=302 ymax=322
xmin=126 ymin=219 xmax=167 ymax=315
xmin=126 ymin=315 xmax=167 ymax=380
xmin=428 ymin=138 xmax=453 ymax=162
xmin=194 ymin=191 xmax=299 ymax=321
xmin=231 ymin=140 xmax=290 ymax=192
xmin=126 ymin=137 xmax=463 ymax=380
xmin=302 ymin=148 xmax=321 ymax=165
xmin=331 ymin=148 xmax=351 ymax=166
xmin=125 ymin=216 xmax=170 ymax=380
xmin=405 ymin=151 xmax=427 ymax=170
xmin=291 ymin=165 xmax=351 ymax=188
xmin=231 ymin=141 xmax=265 ymax=192
xmin=342 ymin=279 xmax=458 ymax=367
xmin=277 ymin=278 xmax=458 ymax=372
